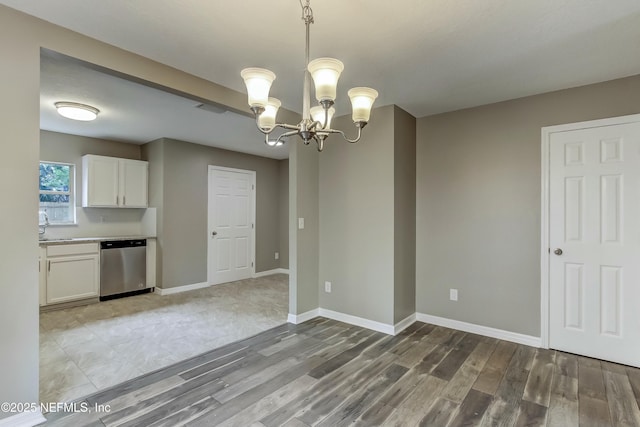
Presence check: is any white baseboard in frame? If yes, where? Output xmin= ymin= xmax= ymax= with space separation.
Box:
xmin=155 ymin=281 xmax=209 ymax=296
xmin=287 ymin=308 xmax=320 ymax=324
xmin=254 ymin=268 xmax=290 ymax=278
xmin=0 ymin=410 xmax=46 ymax=427
xmin=287 ymin=308 xmax=418 ymax=336
xmin=318 ymin=308 xmax=395 ymax=335
xmin=291 ymin=310 xmax=541 ymax=346
xmin=415 ymin=313 xmax=542 ymax=347
xmin=394 ymin=313 xmax=417 ymax=335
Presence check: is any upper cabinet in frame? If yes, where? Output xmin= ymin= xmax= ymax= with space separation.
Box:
xmin=119 ymin=158 xmax=148 ymax=207
xmin=82 ymin=155 xmax=148 ymax=208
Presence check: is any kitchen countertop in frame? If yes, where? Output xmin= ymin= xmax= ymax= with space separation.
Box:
xmin=39 ymin=236 xmax=156 ymax=245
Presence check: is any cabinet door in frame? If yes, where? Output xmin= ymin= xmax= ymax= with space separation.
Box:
xmin=120 ymin=159 xmax=148 ymax=207
xmin=83 ymin=155 xmax=119 ymax=207
xmin=46 ymin=255 xmax=99 ymax=304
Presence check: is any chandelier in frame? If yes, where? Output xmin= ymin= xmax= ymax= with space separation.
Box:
xmin=240 ymin=0 xmax=378 ymax=152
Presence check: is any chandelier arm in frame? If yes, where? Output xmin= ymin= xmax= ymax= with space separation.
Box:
xmin=322 ymin=126 xmax=363 ymax=143
xmin=276 ymin=123 xmax=302 ymax=131
xmin=276 ymin=129 xmax=300 ymax=144
xmin=253 ymin=115 xmax=301 ymax=135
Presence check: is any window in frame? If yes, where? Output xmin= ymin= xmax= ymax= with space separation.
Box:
xmin=39 ymin=161 xmax=76 ymax=224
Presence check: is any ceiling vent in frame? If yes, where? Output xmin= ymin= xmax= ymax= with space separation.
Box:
xmin=195 ymin=103 xmax=228 ymax=114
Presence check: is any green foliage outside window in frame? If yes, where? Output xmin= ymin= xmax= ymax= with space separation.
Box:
xmin=39 ymin=162 xmax=74 ymax=223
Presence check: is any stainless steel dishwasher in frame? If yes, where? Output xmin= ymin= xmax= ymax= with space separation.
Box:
xmin=100 ymin=239 xmax=148 ymax=299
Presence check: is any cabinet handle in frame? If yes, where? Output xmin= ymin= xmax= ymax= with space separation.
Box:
xmin=116 ymin=195 xmax=119 ymax=206
xmin=47 ymin=260 xmax=51 ymax=273
xmin=123 ymin=196 xmax=126 ymax=206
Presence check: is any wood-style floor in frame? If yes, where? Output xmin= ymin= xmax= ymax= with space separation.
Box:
xmin=43 ymin=318 xmax=640 ymax=427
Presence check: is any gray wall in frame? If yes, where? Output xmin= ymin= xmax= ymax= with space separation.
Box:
xmin=393 ymin=106 xmax=416 ymax=323
xmin=319 ymin=105 xmax=396 ymax=324
xmin=141 ymin=139 xmax=165 ymax=287
xmin=416 ymin=74 xmax=640 ymax=337
xmin=143 ymin=138 xmax=287 ymax=288
xmin=41 ymin=130 xmax=141 ymax=165
xmin=279 ymin=159 xmax=289 ymax=269
xmin=0 ymin=6 xmax=40 ymax=416
xmin=288 ymin=140 xmax=320 ymax=315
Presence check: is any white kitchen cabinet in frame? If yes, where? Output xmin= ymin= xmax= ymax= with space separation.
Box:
xmin=82 ymin=155 xmax=148 ymax=208
xmin=120 ymin=159 xmax=148 ymax=207
xmin=45 ymin=243 xmax=99 ymax=305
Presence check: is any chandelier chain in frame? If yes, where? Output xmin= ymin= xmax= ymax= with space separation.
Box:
xmin=300 ymin=0 xmax=314 ymax=24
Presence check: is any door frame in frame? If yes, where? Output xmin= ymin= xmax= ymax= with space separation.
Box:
xmin=207 ymin=165 xmax=257 ymax=285
xmin=540 ymin=113 xmax=640 ymax=349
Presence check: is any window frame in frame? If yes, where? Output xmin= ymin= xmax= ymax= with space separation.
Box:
xmin=39 ymin=160 xmax=77 ymax=225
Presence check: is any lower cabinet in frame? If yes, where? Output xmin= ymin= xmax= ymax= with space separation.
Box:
xmin=45 ymin=243 xmax=99 ymax=305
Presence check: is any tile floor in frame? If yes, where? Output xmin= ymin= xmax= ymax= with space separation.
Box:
xmin=39 ymin=273 xmax=288 ymax=404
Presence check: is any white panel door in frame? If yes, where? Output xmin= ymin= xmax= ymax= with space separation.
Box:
xmin=208 ymin=167 xmax=255 ymax=285
xmin=549 ymin=121 xmax=640 ymax=367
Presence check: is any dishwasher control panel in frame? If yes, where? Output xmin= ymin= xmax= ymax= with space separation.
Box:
xmin=100 ymin=239 xmax=147 ymax=250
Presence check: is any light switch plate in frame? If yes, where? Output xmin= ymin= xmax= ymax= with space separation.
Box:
xmin=324 ymin=281 xmax=332 ymax=293
xmin=450 ymin=289 xmax=458 ymax=301
xmin=298 ymin=218 xmax=305 ymax=229
xmin=275 ymin=252 xmax=279 ymax=260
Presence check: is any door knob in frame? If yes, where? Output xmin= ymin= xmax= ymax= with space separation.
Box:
xmin=212 ymin=231 xmax=217 ymax=237
xmin=554 ymin=248 xmax=563 ymax=256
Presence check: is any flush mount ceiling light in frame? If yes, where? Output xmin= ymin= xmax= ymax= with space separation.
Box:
xmin=241 ymin=0 xmax=378 ymax=152
xmin=54 ymin=102 xmax=100 ymax=121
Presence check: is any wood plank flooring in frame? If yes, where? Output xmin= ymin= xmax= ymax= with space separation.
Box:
xmin=41 ymin=318 xmax=640 ymax=426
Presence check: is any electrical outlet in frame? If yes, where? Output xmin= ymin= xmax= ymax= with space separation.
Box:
xmin=298 ymin=218 xmax=305 ymax=229
xmin=450 ymin=289 xmax=458 ymax=301
xmin=324 ymin=281 xmax=332 ymax=293
xmin=275 ymin=252 xmax=279 ymax=260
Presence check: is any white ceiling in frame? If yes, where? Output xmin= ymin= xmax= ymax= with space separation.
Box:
xmin=5 ymin=0 xmax=640 ymax=119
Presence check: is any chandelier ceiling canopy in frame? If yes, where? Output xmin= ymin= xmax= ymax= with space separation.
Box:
xmin=240 ymin=0 xmax=378 ymax=152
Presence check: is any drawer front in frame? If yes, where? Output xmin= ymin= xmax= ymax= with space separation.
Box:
xmin=47 ymin=243 xmax=99 ymax=257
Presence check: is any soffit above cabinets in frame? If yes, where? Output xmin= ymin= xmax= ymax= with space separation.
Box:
xmin=40 ymin=52 xmax=288 ymax=160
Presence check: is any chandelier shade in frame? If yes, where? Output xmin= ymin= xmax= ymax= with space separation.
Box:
xmin=310 ymin=105 xmax=335 ymax=129
xmin=240 ymin=68 xmax=276 ymax=108
xmin=258 ymin=98 xmax=281 ymax=130
xmin=348 ymin=88 xmax=379 ymax=123
xmin=240 ymin=0 xmax=378 ymax=151
xmin=308 ymin=58 xmax=344 ymax=102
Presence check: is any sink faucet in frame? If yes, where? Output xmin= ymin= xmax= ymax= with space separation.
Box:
xmin=39 ymin=211 xmax=50 ymax=236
